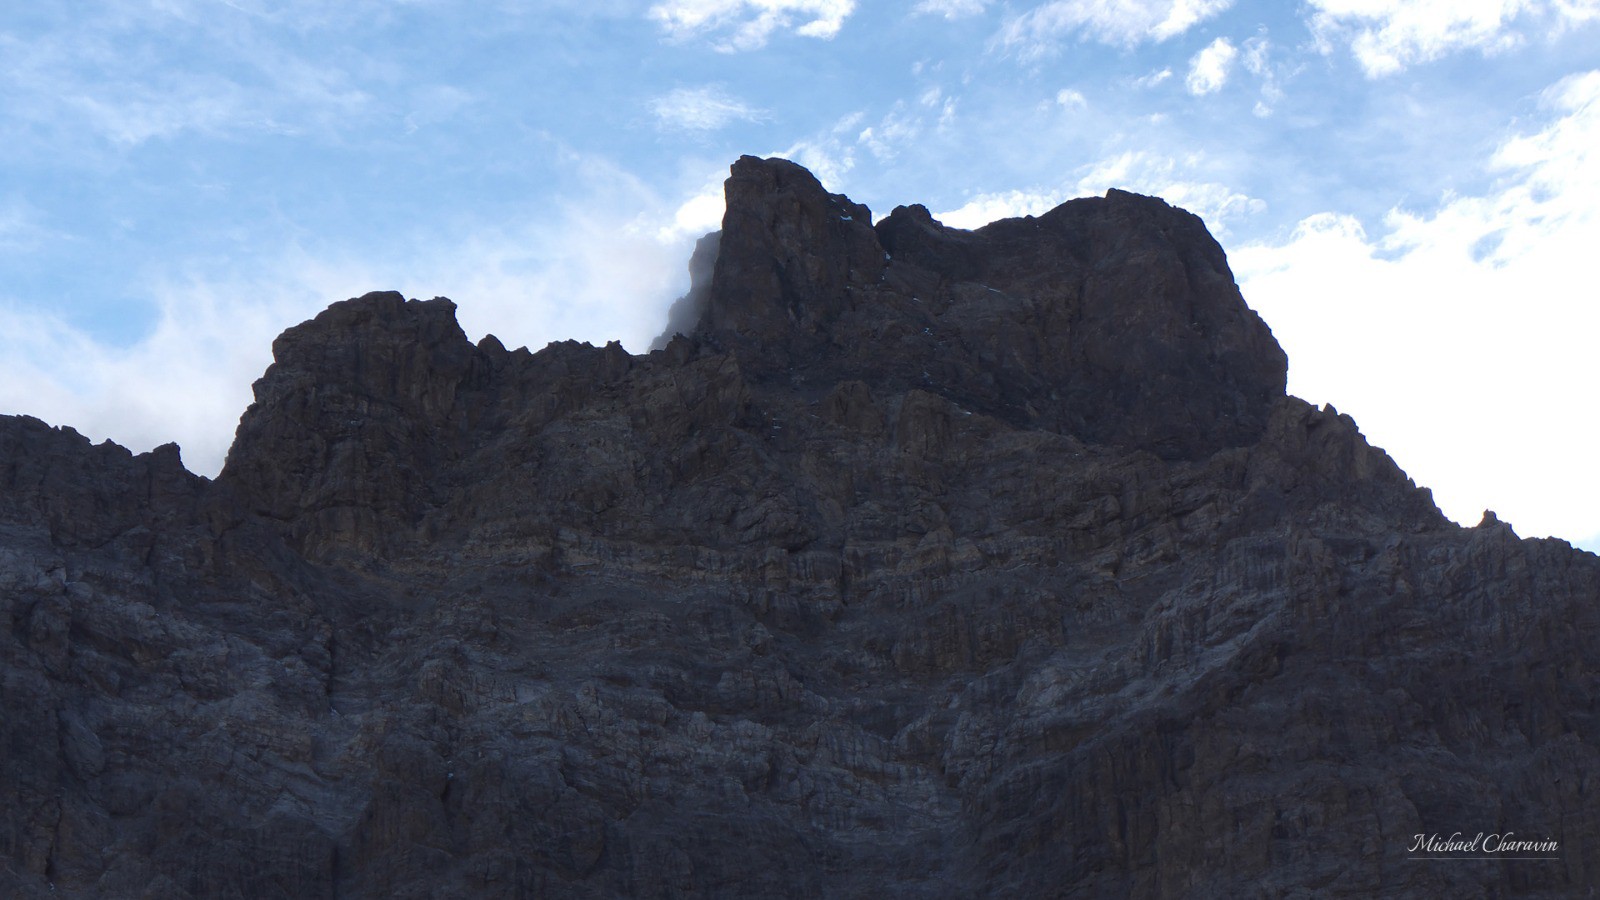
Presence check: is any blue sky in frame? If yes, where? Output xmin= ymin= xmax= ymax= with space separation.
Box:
xmin=1 ymin=0 xmax=1597 ymax=551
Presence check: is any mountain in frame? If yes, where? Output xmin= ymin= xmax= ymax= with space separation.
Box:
xmin=3 ymin=156 xmax=1597 ymax=898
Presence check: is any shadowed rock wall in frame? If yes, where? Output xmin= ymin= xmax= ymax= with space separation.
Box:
xmin=2 ymin=157 xmax=1596 ymax=899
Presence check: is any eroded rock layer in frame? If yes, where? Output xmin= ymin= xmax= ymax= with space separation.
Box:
xmin=3 ymin=157 xmax=1597 ymax=898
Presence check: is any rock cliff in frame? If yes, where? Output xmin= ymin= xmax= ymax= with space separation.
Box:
xmin=3 ymin=156 xmax=1597 ymax=898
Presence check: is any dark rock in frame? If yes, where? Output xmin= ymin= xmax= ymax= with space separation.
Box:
xmin=650 ymin=229 xmax=722 ymax=352
xmin=698 ymin=156 xmax=1285 ymax=461
xmin=2 ymin=157 xmax=1596 ymax=899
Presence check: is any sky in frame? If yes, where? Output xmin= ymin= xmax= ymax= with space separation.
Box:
xmin=0 ymin=0 xmax=1596 ymax=552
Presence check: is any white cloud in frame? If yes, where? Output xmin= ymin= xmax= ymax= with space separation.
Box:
xmin=392 ymin=153 xmax=714 ymax=357
xmin=0 ymin=155 xmax=715 ymax=477
xmin=649 ymin=0 xmax=856 ymax=51
xmin=1239 ymin=33 xmax=1282 ymax=114
xmin=783 ymin=135 xmax=857 ymax=187
xmin=1185 ymin=36 xmax=1237 ymax=94
xmin=1306 ymin=0 xmax=1600 ymax=77
xmin=995 ymin=0 xmax=1233 ymax=56
xmin=777 ymin=110 xmax=881 ymax=189
xmin=658 ymin=177 xmax=728 ymax=241
xmin=936 ymin=189 xmax=1070 ymax=228
xmin=1056 ymin=87 xmax=1087 ymax=107
xmin=0 ymin=274 xmax=331 ymax=479
xmin=65 ymin=77 xmax=255 ymax=146
xmin=1073 ymin=151 xmax=1266 ymax=234
xmin=914 ymin=0 xmax=992 ymax=18
xmin=1132 ymin=67 xmax=1174 ymax=88
xmin=1232 ymin=70 xmax=1600 ymax=544
xmin=856 ymin=102 xmax=930 ymax=162
xmin=0 ymin=12 xmax=379 ymax=150
xmin=934 ymin=150 xmax=1265 ymax=234
xmin=1241 ymin=33 xmax=1270 ymax=75
xmin=651 ymin=86 xmax=763 ymax=130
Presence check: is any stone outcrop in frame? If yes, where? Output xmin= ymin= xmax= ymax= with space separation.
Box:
xmin=689 ymin=156 xmax=1286 ymax=461
xmin=2 ymin=157 xmax=1597 ymax=898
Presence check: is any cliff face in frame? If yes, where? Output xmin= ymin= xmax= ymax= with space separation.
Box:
xmin=701 ymin=156 xmax=1286 ymax=460
xmin=3 ymin=156 xmax=1598 ymax=898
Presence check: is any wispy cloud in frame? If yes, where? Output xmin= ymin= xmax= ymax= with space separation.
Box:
xmin=782 ymin=135 xmax=858 ymax=189
xmin=0 ymin=200 xmax=59 ymax=252
xmin=858 ymin=105 xmax=922 ymax=161
xmin=995 ymin=0 xmax=1234 ymax=57
xmin=0 ymin=274 xmax=327 ymax=479
xmin=0 ymin=153 xmax=717 ymax=476
xmin=1242 ymin=32 xmax=1271 ymax=76
xmin=1132 ymin=67 xmax=1174 ymax=88
xmin=1185 ymin=36 xmax=1237 ymax=94
xmin=914 ymin=0 xmax=993 ymax=19
xmin=934 ymin=150 xmax=1264 ymax=234
xmin=648 ymin=0 xmax=857 ymax=51
xmin=402 ymin=84 xmax=474 ymax=134
xmin=1305 ymin=0 xmax=1599 ymax=76
xmin=1233 ymin=70 xmax=1600 ymax=541
xmin=1239 ymin=32 xmax=1282 ymax=115
xmin=651 ymin=86 xmax=764 ymax=131
xmin=936 ymin=189 xmax=1070 ymax=228
xmin=1074 ymin=151 xmax=1265 ymax=233
xmin=0 ymin=8 xmax=381 ymax=153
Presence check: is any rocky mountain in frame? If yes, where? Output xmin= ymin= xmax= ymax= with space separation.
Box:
xmin=3 ymin=156 xmax=1598 ymax=898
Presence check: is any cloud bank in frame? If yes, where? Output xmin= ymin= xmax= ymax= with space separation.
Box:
xmin=1307 ymin=0 xmax=1600 ymax=76
xmin=1234 ymin=69 xmax=1600 ymax=544
xmin=0 ymin=156 xmax=716 ymax=478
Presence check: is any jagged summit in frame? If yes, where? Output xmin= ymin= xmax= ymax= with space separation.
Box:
xmin=210 ymin=156 xmax=1299 ymax=560
xmin=3 ymin=157 xmax=1598 ymax=899
xmin=227 ymin=156 xmax=1287 ymax=486
xmin=677 ymin=156 xmax=1287 ymax=459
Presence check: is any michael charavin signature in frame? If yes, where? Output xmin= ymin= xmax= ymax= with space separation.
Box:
xmin=1408 ymin=833 xmax=1560 ymax=860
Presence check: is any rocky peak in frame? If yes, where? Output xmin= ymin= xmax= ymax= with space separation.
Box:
xmin=219 ymin=291 xmax=483 ymax=558
xmin=701 ymin=155 xmax=886 ymax=357
xmin=692 ymin=155 xmax=1287 ymax=460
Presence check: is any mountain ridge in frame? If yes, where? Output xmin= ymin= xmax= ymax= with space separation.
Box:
xmin=3 ymin=156 xmax=1597 ymax=898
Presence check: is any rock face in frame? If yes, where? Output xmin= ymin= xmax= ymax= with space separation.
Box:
xmin=3 ymin=156 xmax=1598 ymax=898
xmin=696 ymin=157 xmax=1286 ymax=460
